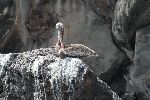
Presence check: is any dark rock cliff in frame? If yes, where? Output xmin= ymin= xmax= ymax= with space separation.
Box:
xmin=112 ymin=0 xmax=150 ymax=99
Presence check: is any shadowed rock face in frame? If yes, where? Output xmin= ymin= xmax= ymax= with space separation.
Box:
xmin=0 ymin=0 xmax=17 ymax=52
xmin=130 ymin=25 xmax=150 ymax=100
xmin=0 ymin=0 xmax=14 ymax=36
xmin=0 ymin=45 xmax=122 ymax=100
xmin=0 ymin=0 xmax=13 ymax=10
xmin=112 ymin=0 xmax=150 ymax=99
xmin=0 ymin=0 xmax=29 ymax=54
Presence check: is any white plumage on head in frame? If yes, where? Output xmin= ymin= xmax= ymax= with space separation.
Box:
xmin=56 ymin=22 xmax=64 ymax=29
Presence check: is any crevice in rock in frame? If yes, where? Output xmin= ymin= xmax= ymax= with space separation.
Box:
xmin=99 ymin=58 xmax=131 ymax=97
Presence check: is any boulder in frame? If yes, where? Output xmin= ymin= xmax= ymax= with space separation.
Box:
xmin=0 ymin=45 xmax=122 ymax=100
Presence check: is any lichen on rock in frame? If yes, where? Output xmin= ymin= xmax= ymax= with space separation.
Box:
xmin=0 ymin=44 xmax=122 ymax=100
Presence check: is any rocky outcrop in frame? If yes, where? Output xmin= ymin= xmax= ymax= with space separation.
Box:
xmin=112 ymin=0 xmax=150 ymax=59
xmin=0 ymin=44 xmax=122 ymax=100
xmin=129 ymin=25 xmax=150 ymax=100
xmin=112 ymin=0 xmax=150 ymax=99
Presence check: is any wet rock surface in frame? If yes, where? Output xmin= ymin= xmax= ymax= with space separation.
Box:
xmin=0 ymin=45 xmax=122 ymax=100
